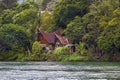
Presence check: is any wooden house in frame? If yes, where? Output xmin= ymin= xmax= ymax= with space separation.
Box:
xmin=37 ymin=28 xmax=75 ymax=52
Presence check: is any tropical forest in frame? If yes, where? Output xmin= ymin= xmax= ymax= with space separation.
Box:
xmin=0 ymin=0 xmax=120 ymax=61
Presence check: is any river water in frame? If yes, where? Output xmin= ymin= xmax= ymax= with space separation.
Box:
xmin=0 ymin=62 xmax=120 ymax=80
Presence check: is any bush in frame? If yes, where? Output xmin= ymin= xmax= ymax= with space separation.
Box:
xmin=64 ymin=53 xmax=88 ymax=61
xmin=52 ymin=53 xmax=88 ymax=61
xmin=76 ymin=42 xmax=87 ymax=55
xmin=23 ymin=53 xmax=46 ymax=61
xmin=32 ymin=41 xmax=42 ymax=54
xmin=53 ymin=46 xmax=69 ymax=55
xmin=0 ymin=51 xmax=26 ymax=61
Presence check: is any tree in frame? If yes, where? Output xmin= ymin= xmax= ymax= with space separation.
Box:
xmin=64 ymin=0 xmax=120 ymax=57
xmin=52 ymin=0 xmax=91 ymax=29
xmin=0 ymin=24 xmax=30 ymax=52
xmin=16 ymin=1 xmax=39 ymax=12
xmin=63 ymin=16 xmax=83 ymax=43
xmin=13 ymin=1 xmax=41 ymax=42
xmin=98 ymin=8 xmax=120 ymax=55
xmin=1 ymin=9 xmax=16 ymax=24
xmin=40 ymin=0 xmax=51 ymax=10
xmin=0 ymin=36 xmax=10 ymax=53
xmin=0 ymin=1 xmax=7 ymax=12
xmin=41 ymin=11 xmax=53 ymax=31
xmin=13 ymin=8 xmax=38 ymax=26
xmin=1 ymin=0 xmax=18 ymax=9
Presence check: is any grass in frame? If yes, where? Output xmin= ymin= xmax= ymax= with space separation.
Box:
xmin=0 ymin=51 xmax=119 ymax=62
xmin=50 ymin=53 xmax=89 ymax=61
xmin=0 ymin=51 xmax=46 ymax=61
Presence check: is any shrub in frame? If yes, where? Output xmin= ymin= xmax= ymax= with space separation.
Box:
xmin=32 ymin=41 xmax=42 ymax=54
xmin=67 ymin=53 xmax=88 ymax=61
xmin=53 ymin=46 xmax=69 ymax=55
xmin=76 ymin=42 xmax=87 ymax=55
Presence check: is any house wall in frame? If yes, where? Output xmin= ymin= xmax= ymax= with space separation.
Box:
xmin=55 ymin=40 xmax=61 ymax=47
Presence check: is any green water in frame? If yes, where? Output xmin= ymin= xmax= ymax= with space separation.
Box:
xmin=0 ymin=62 xmax=120 ymax=80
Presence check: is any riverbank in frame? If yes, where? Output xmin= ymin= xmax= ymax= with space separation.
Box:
xmin=0 ymin=51 xmax=120 ymax=62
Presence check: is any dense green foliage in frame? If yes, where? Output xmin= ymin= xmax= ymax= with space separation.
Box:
xmin=53 ymin=46 xmax=69 ymax=55
xmin=0 ymin=1 xmax=40 ymax=60
xmin=62 ymin=0 xmax=120 ymax=61
xmin=53 ymin=0 xmax=91 ymax=28
xmin=0 ymin=24 xmax=30 ymax=51
xmin=0 ymin=0 xmax=18 ymax=12
xmin=41 ymin=11 xmax=53 ymax=31
xmin=32 ymin=41 xmax=42 ymax=54
xmin=0 ymin=0 xmax=120 ymax=61
xmin=40 ymin=0 xmax=51 ymax=10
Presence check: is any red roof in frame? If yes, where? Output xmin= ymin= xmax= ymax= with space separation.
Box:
xmin=38 ymin=28 xmax=69 ymax=45
xmin=38 ymin=29 xmax=55 ymax=44
xmin=55 ymin=33 xmax=69 ymax=45
xmin=54 ymin=28 xmax=61 ymax=35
